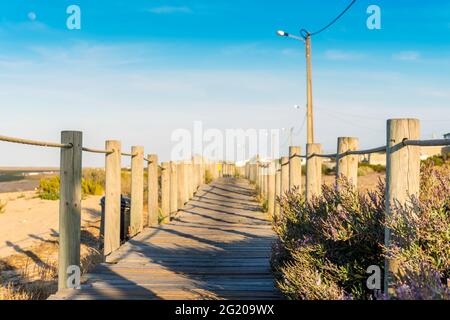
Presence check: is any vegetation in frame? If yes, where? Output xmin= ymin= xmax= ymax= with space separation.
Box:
xmin=422 ymin=154 xmax=449 ymax=167
xmin=272 ymin=162 xmax=449 ymax=300
xmin=121 ymin=169 xmax=132 ymax=197
xmin=37 ymin=176 xmax=60 ymax=200
xmin=82 ymin=169 xmax=105 ymax=196
xmin=205 ymin=169 xmax=213 ymax=184
xmin=358 ymin=163 xmax=386 ymax=176
xmin=0 ymin=200 xmax=7 ymax=214
xmin=37 ymin=169 xmax=106 ymax=200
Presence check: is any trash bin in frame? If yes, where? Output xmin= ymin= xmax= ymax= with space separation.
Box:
xmin=100 ymin=195 xmax=131 ymax=243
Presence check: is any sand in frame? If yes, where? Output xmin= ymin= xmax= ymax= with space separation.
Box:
xmin=0 ymin=191 xmax=102 ymax=258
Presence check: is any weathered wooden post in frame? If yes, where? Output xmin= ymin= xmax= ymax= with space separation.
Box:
xmin=170 ymin=161 xmax=178 ymax=219
xmin=160 ymin=162 xmax=170 ymax=223
xmin=104 ymin=140 xmax=121 ymax=257
xmin=263 ymin=166 xmax=268 ymax=199
xmin=306 ymin=144 xmax=322 ymax=201
xmin=177 ymin=162 xmax=186 ymax=209
xmin=130 ymin=146 xmax=144 ymax=237
xmin=274 ymin=166 xmax=281 ymax=217
xmin=336 ymin=137 xmax=359 ymax=190
xmin=385 ymin=119 xmax=420 ymax=295
xmin=281 ymin=156 xmax=289 ymax=196
xmin=147 ymin=154 xmax=159 ymax=226
xmin=187 ymin=161 xmax=194 ymax=199
xmin=289 ymin=146 xmax=302 ymax=192
xmin=267 ymin=162 xmax=275 ymax=217
xmin=193 ymin=156 xmax=200 ymax=190
xmin=58 ymin=131 xmax=82 ymax=290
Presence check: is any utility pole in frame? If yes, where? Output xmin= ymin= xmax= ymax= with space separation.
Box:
xmin=289 ymin=127 xmax=294 ymax=146
xmin=305 ymin=34 xmax=314 ymax=144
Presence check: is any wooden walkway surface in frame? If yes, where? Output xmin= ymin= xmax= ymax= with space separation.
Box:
xmin=51 ymin=178 xmax=281 ymax=300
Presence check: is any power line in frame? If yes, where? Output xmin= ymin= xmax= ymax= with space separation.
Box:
xmin=301 ymin=0 xmax=358 ymax=38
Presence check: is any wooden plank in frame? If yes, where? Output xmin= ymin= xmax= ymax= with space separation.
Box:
xmin=51 ymin=178 xmax=282 ymax=300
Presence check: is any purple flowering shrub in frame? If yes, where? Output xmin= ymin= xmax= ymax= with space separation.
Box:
xmin=385 ymin=163 xmax=449 ymax=300
xmin=272 ymin=178 xmax=385 ymax=300
xmin=271 ymin=162 xmax=449 ymax=300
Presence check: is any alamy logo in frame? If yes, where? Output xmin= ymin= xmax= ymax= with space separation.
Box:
xmin=366 ymin=265 xmax=382 ymax=290
xmin=67 ymin=265 xmax=81 ymax=289
xmin=367 ymin=5 xmax=381 ymax=30
xmin=66 ymin=5 xmax=81 ymax=30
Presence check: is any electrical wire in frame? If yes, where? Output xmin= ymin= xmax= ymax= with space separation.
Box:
xmin=301 ymin=0 xmax=357 ymax=38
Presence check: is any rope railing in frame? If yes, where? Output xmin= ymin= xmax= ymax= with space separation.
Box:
xmin=307 ymin=145 xmax=388 ymax=159
xmin=0 ymin=134 xmax=71 ymax=149
xmin=82 ymin=147 xmax=113 ymax=155
xmin=1 ymin=130 xmax=223 ymax=293
xmin=121 ymin=152 xmax=138 ymax=157
xmin=403 ymin=139 xmax=450 ymax=147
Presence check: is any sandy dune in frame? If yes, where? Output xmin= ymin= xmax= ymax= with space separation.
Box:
xmin=0 ymin=191 xmax=102 ymax=258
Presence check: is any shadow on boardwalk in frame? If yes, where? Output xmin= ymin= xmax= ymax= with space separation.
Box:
xmin=50 ymin=178 xmax=282 ymax=300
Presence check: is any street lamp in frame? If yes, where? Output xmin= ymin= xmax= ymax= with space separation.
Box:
xmin=277 ymin=29 xmax=314 ymax=145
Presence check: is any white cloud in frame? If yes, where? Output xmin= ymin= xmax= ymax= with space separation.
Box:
xmin=147 ymin=6 xmax=192 ymax=14
xmin=324 ymin=50 xmax=366 ymax=61
xmin=392 ymin=51 xmax=421 ymax=61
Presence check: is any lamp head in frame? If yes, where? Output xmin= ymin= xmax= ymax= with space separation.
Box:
xmin=277 ymin=30 xmax=288 ymax=37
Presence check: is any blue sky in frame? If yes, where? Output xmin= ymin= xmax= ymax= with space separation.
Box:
xmin=0 ymin=0 xmax=449 ymax=166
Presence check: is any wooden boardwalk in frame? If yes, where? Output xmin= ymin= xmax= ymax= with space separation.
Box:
xmin=51 ymin=178 xmax=281 ymax=300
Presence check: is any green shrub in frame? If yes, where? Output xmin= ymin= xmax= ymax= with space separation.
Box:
xmin=38 ymin=169 xmax=106 ymax=200
xmin=205 ymin=169 xmax=213 ymax=184
xmin=0 ymin=200 xmax=7 ymax=214
xmin=261 ymin=199 xmax=268 ymax=213
xmin=357 ymin=163 xmax=386 ymax=176
xmin=422 ymin=155 xmax=448 ymax=167
xmin=37 ymin=176 xmax=60 ymax=200
xmin=82 ymin=169 xmax=105 ymax=196
xmin=121 ymin=169 xmax=132 ymax=196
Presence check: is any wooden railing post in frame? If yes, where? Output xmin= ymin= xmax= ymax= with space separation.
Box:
xmin=58 ymin=131 xmax=82 ymax=290
xmin=130 ymin=146 xmax=144 ymax=237
xmin=170 ymin=161 xmax=178 ymax=219
xmin=274 ymin=165 xmax=281 ymax=217
xmin=306 ymin=143 xmax=322 ymax=201
xmin=177 ymin=162 xmax=186 ymax=208
xmin=185 ymin=161 xmax=191 ymax=201
xmin=104 ymin=140 xmax=121 ymax=257
xmin=160 ymin=162 xmax=170 ymax=223
xmin=147 ymin=154 xmax=159 ymax=226
xmin=336 ymin=137 xmax=359 ymax=190
xmin=385 ymin=119 xmax=420 ymax=295
xmin=267 ymin=162 xmax=275 ymax=217
xmin=281 ymin=156 xmax=289 ymax=196
xmin=289 ymin=146 xmax=302 ymax=192
xmin=261 ymin=165 xmax=268 ymax=200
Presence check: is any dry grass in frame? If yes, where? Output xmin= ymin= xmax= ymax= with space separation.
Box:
xmin=0 ymin=222 xmax=102 ymax=300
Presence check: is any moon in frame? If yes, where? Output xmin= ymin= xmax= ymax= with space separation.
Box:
xmin=27 ymin=12 xmax=37 ymax=21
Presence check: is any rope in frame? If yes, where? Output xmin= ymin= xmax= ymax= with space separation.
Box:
xmin=121 ymin=152 xmax=138 ymax=157
xmin=0 ymin=134 xmax=71 ymax=149
xmin=82 ymin=147 xmax=113 ymax=155
xmin=402 ymin=139 xmax=450 ymax=147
